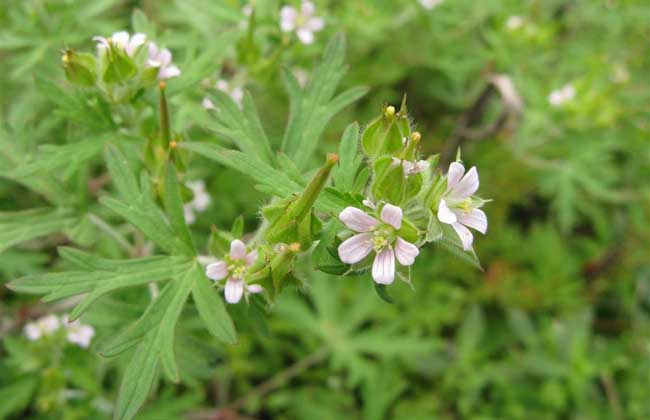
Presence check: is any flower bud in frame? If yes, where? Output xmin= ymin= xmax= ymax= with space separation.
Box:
xmin=62 ymin=49 xmax=96 ymax=87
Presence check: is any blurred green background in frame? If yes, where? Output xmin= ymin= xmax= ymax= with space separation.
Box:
xmin=1 ymin=0 xmax=648 ymax=419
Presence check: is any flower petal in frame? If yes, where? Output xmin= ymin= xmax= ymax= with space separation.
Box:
xmin=380 ymin=203 xmax=402 ymax=230
xmin=280 ymin=6 xmax=297 ymax=31
xmin=296 ymin=28 xmax=314 ymax=44
xmin=127 ymin=33 xmax=146 ymax=56
xmin=339 ymin=207 xmax=378 ymax=232
xmin=246 ymin=284 xmax=264 ymax=294
xmin=111 ymin=31 xmax=129 ymax=49
xmin=229 ymin=239 xmax=247 ymax=260
xmin=395 ymin=237 xmax=419 ymax=266
xmin=224 ymin=279 xmax=244 ymax=304
xmin=446 ymin=161 xmax=465 ymax=190
xmin=372 ymin=247 xmax=395 ymax=284
xmin=245 ymin=250 xmax=258 ymax=266
xmin=206 ymin=261 xmax=228 ymax=280
xmin=338 ymin=233 xmax=373 ymax=264
xmin=437 ymin=199 xmax=457 ymax=224
xmin=457 ymin=208 xmax=487 ymax=234
xmin=306 ymin=17 xmax=324 ymax=32
xmin=159 ymin=64 xmax=181 ymax=79
xmin=452 ymin=222 xmax=474 ymax=251
xmin=451 ymin=166 xmax=479 ymax=199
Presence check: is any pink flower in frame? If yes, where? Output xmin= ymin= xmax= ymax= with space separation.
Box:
xmin=391 ymin=157 xmax=430 ymax=177
xmin=437 ymin=162 xmax=488 ymax=250
xmin=147 ymin=43 xmax=181 ymax=80
xmin=93 ymin=31 xmax=146 ymax=56
xmin=337 ymin=203 xmax=420 ymax=285
xmin=205 ymin=240 xmax=263 ymax=304
xmin=280 ymin=1 xmax=324 ymax=44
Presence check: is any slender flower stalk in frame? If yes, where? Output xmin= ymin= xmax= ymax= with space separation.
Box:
xmin=338 ymin=202 xmax=420 ymax=284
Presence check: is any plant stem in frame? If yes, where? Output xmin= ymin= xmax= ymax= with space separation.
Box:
xmin=159 ymin=81 xmax=171 ymax=147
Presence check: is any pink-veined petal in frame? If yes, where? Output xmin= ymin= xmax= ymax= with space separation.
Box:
xmin=306 ymin=17 xmax=324 ymax=32
xmin=224 ymin=279 xmax=244 ymax=304
xmin=246 ymin=284 xmax=264 ymax=294
xmin=229 ymin=239 xmax=247 ymax=260
xmin=450 ymin=166 xmax=479 ymax=199
xmin=157 ymin=48 xmax=172 ymax=66
xmin=159 ymin=65 xmax=181 ymax=79
xmin=372 ymin=247 xmax=395 ymax=284
xmin=380 ymin=203 xmax=403 ymax=230
xmin=205 ymin=261 xmax=228 ymax=280
xmin=339 ymin=207 xmax=378 ymax=232
xmin=127 ymin=33 xmax=146 ymax=55
xmin=457 ymin=208 xmax=487 ymax=234
xmin=338 ymin=233 xmax=373 ymax=264
xmin=452 ymin=222 xmax=474 ymax=251
xmin=280 ymin=6 xmax=297 ymax=31
xmin=111 ymin=31 xmax=129 ymax=49
xmin=245 ymin=250 xmax=258 ymax=266
xmin=301 ymin=1 xmax=316 ymax=16
xmin=296 ymin=28 xmax=314 ymax=44
xmin=395 ymin=237 xmax=419 ymax=266
xmin=437 ymin=199 xmax=457 ymax=224
xmin=446 ymin=162 xmax=465 ymax=190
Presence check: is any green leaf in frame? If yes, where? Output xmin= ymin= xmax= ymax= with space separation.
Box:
xmin=0 ymin=376 xmax=39 ymax=419
xmin=332 ymin=122 xmax=362 ymax=191
xmin=205 ymin=90 xmax=274 ymax=164
xmin=374 ymin=283 xmax=395 ymax=304
xmin=281 ymin=34 xmax=367 ymax=169
xmin=163 ymin=164 xmax=195 ymax=255
xmin=0 ymin=208 xmax=76 ymax=254
xmin=191 ymin=270 xmax=237 ymax=344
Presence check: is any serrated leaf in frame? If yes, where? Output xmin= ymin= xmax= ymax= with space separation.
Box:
xmin=0 ymin=208 xmax=76 ymax=254
xmin=191 ymin=270 xmax=237 ymax=344
xmin=163 ymin=164 xmax=195 ymax=255
xmin=332 ymin=122 xmax=362 ymax=191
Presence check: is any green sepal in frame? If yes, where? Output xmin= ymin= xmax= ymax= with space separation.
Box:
xmin=62 ymin=50 xmax=96 ymax=87
xmin=361 ymin=108 xmax=403 ymax=159
xmin=103 ymin=45 xmax=136 ymax=84
xmin=208 ymin=226 xmax=234 ymax=257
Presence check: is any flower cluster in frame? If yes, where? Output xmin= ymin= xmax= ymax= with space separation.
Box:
xmin=24 ymin=314 xmax=95 ymax=348
xmin=206 ymin=240 xmax=263 ymax=304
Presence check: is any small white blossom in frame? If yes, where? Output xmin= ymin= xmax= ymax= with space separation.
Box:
xmin=183 ymin=180 xmax=211 ymax=225
xmin=147 ymin=43 xmax=181 ymax=80
xmin=280 ymin=1 xmax=324 ymax=44
xmin=419 ymin=0 xmax=443 ymax=10
xmin=242 ymin=4 xmax=253 ymax=17
xmin=293 ymin=68 xmax=309 ymax=87
xmin=23 ymin=315 xmax=60 ymax=341
xmin=93 ymin=31 xmax=146 ymax=56
xmin=205 ymin=240 xmax=263 ymax=304
xmin=338 ymin=203 xmax=420 ymax=285
xmin=506 ymin=16 xmax=524 ymax=31
xmin=216 ymin=79 xmax=245 ymax=106
xmin=548 ymin=84 xmax=575 ymax=107
xmin=62 ymin=315 xmax=95 ymax=348
xmin=437 ymin=162 xmax=487 ymax=250
xmin=202 ymin=97 xmax=215 ymax=110
xmin=391 ymin=157 xmax=430 ymax=177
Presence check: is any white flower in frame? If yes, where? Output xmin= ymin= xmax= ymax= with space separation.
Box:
xmin=205 ymin=240 xmax=263 ymax=304
xmin=548 ymin=84 xmax=575 ymax=107
xmin=337 ymin=203 xmax=420 ymax=285
xmin=93 ymin=31 xmax=146 ymax=56
xmin=242 ymin=4 xmax=253 ymax=17
xmin=392 ymin=157 xmax=430 ymax=177
xmin=183 ymin=180 xmax=211 ymax=225
xmin=280 ymin=1 xmax=324 ymax=44
xmin=23 ymin=314 xmax=60 ymax=341
xmin=62 ymin=315 xmax=95 ymax=348
xmin=506 ymin=16 xmax=524 ymax=31
xmin=419 ymin=0 xmax=443 ymax=10
xmin=202 ymin=97 xmax=215 ymax=110
xmin=437 ymin=162 xmax=487 ymax=251
xmin=216 ymin=79 xmax=244 ymax=106
xmin=147 ymin=43 xmax=181 ymax=79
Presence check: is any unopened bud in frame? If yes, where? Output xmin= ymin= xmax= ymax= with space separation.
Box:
xmin=62 ymin=49 xmax=96 ymax=87
xmin=288 ymin=243 xmax=301 ymax=252
xmin=411 ymin=132 xmax=421 ymax=143
xmin=384 ymin=105 xmax=396 ymax=118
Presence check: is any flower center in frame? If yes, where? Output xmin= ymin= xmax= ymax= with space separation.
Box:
xmin=458 ymin=198 xmax=473 ymax=212
xmin=372 ymin=225 xmax=395 ymax=252
xmin=227 ymin=259 xmax=247 ymax=280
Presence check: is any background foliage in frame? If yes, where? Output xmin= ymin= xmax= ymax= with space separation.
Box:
xmin=1 ymin=0 xmax=648 ymax=419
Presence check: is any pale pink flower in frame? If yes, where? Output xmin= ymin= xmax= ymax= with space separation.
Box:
xmin=548 ymin=84 xmax=575 ymax=107
xmin=23 ymin=315 xmax=60 ymax=341
xmin=93 ymin=31 xmax=146 ymax=56
xmin=280 ymin=1 xmax=324 ymax=44
xmin=338 ymin=203 xmax=420 ymax=285
xmin=62 ymin=315 xmax=95 ymax=348
xmin=437 ymin=162 xmax=487 ymax=250
xmin=205 ymin=240 xmax=263 ymax=304
xmin=147 ymin=43 xmax=181 ymax=79
xmin=506 ymin=16 xmax=524 ymax=31
xmin=183 ymin=180 xmax=211 ymax=225
xmin=392 ymin=157 xmax=430 ymax=177
xmin=419 ymin=0 xmax=443 ymax=10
